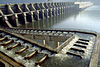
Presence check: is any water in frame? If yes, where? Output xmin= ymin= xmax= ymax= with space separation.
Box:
xmin=20 ymin=5 xmax=100 ymax=65
xmin=20 ymin=5 xmax=100 ymax=33
xmin=51 ymin=5 xmax=100 ymax=33
xmin=1 ymin=1 xmax=100 ymax=65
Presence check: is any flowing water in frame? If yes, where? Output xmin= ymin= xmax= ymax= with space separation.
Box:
xmin=1 ymin=0 xmax=100 ymax=65
xmin=20 ymin=5 xmax=100 ymax=32
xmin=51 ymin=5 xmax=100 ymax=32
xmin=19 ymin=5 xmax=100 ymax=65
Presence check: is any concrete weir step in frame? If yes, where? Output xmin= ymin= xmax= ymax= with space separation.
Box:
xmin=0 ymin=28 xmax=98 ymax=67
xmin=0 ymin=29 xmax=58 ymax=67
xmin=0 ymin=2 xmax=80 ymax=27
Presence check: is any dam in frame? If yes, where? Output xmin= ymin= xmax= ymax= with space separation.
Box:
xmin=0 ymin=1 xmax=99 ymax=67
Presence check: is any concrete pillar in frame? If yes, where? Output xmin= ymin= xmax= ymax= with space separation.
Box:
xmin=14 ymin=14 xmax=21 ymax=26
xmin=33 ymin=11 xmax=39 ymax=21
xmin=10 ymin=4 xmax=22 ymax=13
xmin=48 ymin=3 xmax=53 ymax=17
xmin=29 ymin=11 xmax=35 ymax=22
xmin=16 ymin=4 xmax=23 ymax=12
xmin=54 ymin=41 xmax=59 ymax=48
xmin=55 ymin=2 xmax=60 ymax=16
xmin=22 ymin=12 xmax=28 ymax=24
xmin=63 ymin=2 xmax=66 ymax=13
xmin=19 ymin=4 xmax=31 ymax=24
xmin=28 ymin=3 xmax=37 ymax=22
xmin=57 ymin=3 xmax=61 ymax=15
xmin=42 ymin=40 xmax=45 ymax=45
xmin=7 ymin=14 xmax=18 ymax=27
xmin=2 ymin=15 xmax=13 ymax=28
xmin=33 ymin=3 xmax=41 ymax=21
xmin=43 ymin=3 xmax=49 ymax=18
xmin=6 ymin=4 xmax=14 ymax=14
xmin=39 ymin=9 xmax=44 ymax=19
xmin=39 ymin=3 xmax=46 ymax=19
xmin=0 ymin=10 xmax=3 ymax=15
xmin=20 ymin=4 xmax=29 ymax=12
xmin=23 ymin=4 xmax=30 ymax=11
xmin=51 ymin=3 xmax=56 ymax=16
xmin=59 ymin=2 xmax=63 ymax=14
xmin=45 ymin=36 xmax=50 ymax=46
xmin=35 ymin=3 xmax=43 ymax=19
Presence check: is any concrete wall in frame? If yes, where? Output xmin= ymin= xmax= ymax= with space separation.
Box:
xmin=0 ymin=0 xmax=96 ymax=4
xmin=0 ymin=0 xmax=47 ymax=4
xmin=0 ymin=0 xmax=74 ymax=4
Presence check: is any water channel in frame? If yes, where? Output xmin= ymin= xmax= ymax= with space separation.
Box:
xmin=19 ymin=5 xmax=100 ymax=65
xmin=19 ymin=5 xmax=100 ymax=33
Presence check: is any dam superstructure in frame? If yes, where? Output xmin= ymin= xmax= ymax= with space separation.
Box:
xmin=0 ymin=2 xmax=93 ymax=28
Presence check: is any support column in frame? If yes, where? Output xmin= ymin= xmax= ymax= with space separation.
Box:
xmin=54 ymin=41 xmax=59 ymax=48
xmin=42 ymin=40 xmax=45 ymax=45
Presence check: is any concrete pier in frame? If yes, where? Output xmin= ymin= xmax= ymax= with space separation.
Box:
xmin=0 ymin=2 xmax=82 ymax=27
